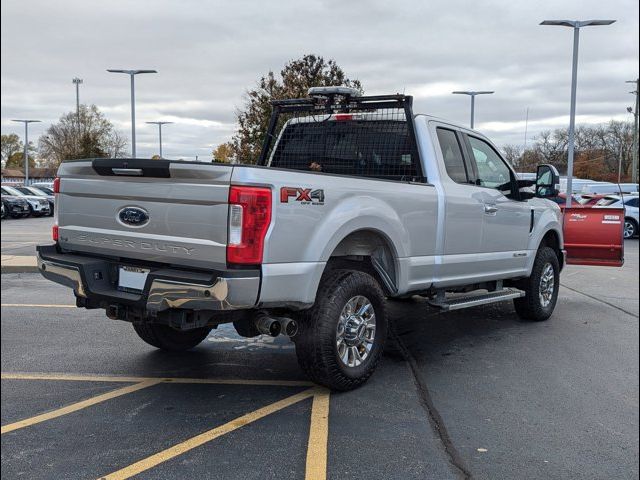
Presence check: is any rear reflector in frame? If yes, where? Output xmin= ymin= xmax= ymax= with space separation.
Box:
xmin=227 ymin=186 xmax=272 ymax=265
xmin=52 ymin=224 xmax=59 ymax=242
xmin=53 ymin=177 xmax=60 ymax=194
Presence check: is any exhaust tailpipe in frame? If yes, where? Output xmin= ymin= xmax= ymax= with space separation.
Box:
xmin=254 ymin=315 xmax=281 ymax=337
xmin=277 ymin=317 xmax=298 ymax=337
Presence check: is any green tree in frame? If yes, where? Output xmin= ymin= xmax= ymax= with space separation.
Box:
xmin=1 ymin=133 xmax=23 ymax=165
xmin=212 ymin=142 xmax=235 ymax=163
xmin=231 ymin=54 xmax=363 ymax=163
xmin=38 ymin=104 xmax=127 ymax=166
xmin=5 ymin=150 xmax=37 ymax=169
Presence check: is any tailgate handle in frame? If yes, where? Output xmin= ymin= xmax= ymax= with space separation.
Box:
xmin=112 ymin=168 xmax=144 ymax=176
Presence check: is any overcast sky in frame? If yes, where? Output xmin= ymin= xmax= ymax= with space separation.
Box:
xmin=1 ymin=0 xmax=638 ymax=160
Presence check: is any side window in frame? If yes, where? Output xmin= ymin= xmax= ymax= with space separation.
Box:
xmin=467 ymin=136 xmax=512 ymax=190
xmin=625 ymin=197 xmax=639 ymax=208
xmin=436 ymin=128 xmax=468 ymax=183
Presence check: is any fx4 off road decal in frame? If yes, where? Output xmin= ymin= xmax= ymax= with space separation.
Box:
xmin=280 ymin=187 xmax=325 ymax=205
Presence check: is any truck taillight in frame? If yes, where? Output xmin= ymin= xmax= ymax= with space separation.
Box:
xmin=52 ymin=224 xmax=59 ymax=242
xmin=227 ymin=186 xmax=272 ymax=265
xmin=53 ymin=177 xmax=60 ymax=194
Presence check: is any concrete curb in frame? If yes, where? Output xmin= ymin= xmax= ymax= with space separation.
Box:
xmin=1 ymin=256 xmax=39 ymax=274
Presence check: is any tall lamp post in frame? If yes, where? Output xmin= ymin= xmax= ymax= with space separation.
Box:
xmin=540 ymin=19 xmax=615 ymax=207
xmin=627 ymin=79 xmax=639 ymax=184
xmin=72 ymin=77 xmax=83 ymax=120
xmin=11 ymin=119 xmax=41 ymax=185
xmin=107 ymin=69 xmax=157 ymax=158
xmin=145 ymin=121 xmax=173 ymax=159
xmin=452 ymin=91 xmax=494 ymax=129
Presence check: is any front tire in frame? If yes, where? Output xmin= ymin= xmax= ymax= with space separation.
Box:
xmin=132 ymin=323 xmax=211 ymax=351
xmin=513 ymin=246 xmax=560 ymax=321
xmin=624 ymin=218 xmax=637 ymax=239
xmin=295 ymin=270 xmax=387 ymax=391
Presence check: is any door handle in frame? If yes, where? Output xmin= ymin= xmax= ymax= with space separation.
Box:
xmin=484 ymin=204 xmax=498 ymax=215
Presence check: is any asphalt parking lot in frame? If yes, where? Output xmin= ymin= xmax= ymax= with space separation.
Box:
xmin=1 ymin=218 xmax=638 ymax=480
xmin=1 ymin=215 xmax=53 ymax=256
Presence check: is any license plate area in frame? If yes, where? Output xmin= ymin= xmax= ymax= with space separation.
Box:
xmin=117 ymin=266 xmax=150 ymax=293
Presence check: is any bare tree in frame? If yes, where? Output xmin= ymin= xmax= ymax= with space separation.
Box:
xmin=502 ymin=144 xmax=523 ymax=167
xmin=39 ymin=104 xmax=128 ymax=166
xmin=503 ymin=120 xmax=635 ymax=181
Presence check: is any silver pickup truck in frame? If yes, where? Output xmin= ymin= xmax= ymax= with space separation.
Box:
xmin=38 ymin=87 xmax=570 ymax=390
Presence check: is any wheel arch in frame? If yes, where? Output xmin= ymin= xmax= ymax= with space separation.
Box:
xmin=539 ymin=228 xmax=564 ymax=271
xmin=323 ymin=228 xmax=400 ymax=296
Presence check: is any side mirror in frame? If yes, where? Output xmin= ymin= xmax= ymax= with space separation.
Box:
xmin=535 ymin=164 xmax=560 ymax=198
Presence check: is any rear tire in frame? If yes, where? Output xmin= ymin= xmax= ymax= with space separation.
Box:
xmin=294 ymin=270 xmax=387 ymax=391
xmin=132 ymin=323 xmax=211 ymax=351
xmin=513 ymin=246 xmax=560 ymax=322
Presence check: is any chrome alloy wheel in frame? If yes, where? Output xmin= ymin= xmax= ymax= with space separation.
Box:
xmin=624 ymin=220 xmax=635 ymax=239
xmin=539 ymin=263 xmax=555 ymax=308
xmin=336 ymin=295 xmax=376 ymax=368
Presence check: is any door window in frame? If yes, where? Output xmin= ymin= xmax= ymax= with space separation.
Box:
xmin=467 ymin=136 xmax=512 ymax=190
xmin=436 ymin=128 xmax=469 ymax=183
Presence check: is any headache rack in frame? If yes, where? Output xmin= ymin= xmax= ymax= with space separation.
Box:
xmin=257 ymin=90 xmax=425 ymax=182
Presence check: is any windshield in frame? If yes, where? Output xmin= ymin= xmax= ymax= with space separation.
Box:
xmin=596 ymin=197 xmax=619 ymax=207
xmin=16 ymin=186 xmax=45 ymax=196
xmin=2 ymin=186 xmax=25 ymax=196
xmin=24 ymin=187 xmax=47 ymax=196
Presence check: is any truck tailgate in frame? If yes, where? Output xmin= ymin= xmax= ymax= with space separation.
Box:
xmin=56 ymin=159 xmax=232 ymax=270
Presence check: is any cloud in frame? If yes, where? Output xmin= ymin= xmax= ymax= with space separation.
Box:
xmin=1 ymin=0 xmax=638 ymax=159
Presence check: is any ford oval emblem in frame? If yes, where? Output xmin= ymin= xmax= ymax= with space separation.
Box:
xmin=118 ymin=206 xmax=149 ymax=227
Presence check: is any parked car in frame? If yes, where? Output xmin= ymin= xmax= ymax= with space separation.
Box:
xmin=549 ymin=193 xmax=585 ymax=210
xmin=580 ymin=182 xmax=639 ymax=195
xmin=1 ymin=185 xmax=50 ymax=217
xmin=14 ymin=186 xmax=55 ymax=216
xmin=577 ymin=194 xmax=612 ymax=207
xmin=36 ymin=88 xmax=621 ymax=390
xmin=594 ymin=194 xmax=639 ymax=239
xmin=1 ymin=193 xmax=31 ymax=218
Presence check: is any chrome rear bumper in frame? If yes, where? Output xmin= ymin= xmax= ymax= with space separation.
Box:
xmin=36 ymin=245 xmax=259 ymax=312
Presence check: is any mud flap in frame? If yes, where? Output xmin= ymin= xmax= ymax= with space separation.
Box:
xmin=563 ymin=207 xmax=624 ymax=267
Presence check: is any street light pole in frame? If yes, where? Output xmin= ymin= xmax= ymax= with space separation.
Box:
xmin=72 ymin=77 xmax=83 ymax=120
xmin=452 ymin=91 xmax=494 ymax=129
xmin=627 ymin=79 xmax=639 ymax=183
xmin=11 ymin=119 xmax=41 ymax=185
xmin=107 ymin=69 xmax=157 ymax=158
xmin=145 ymin=121 xmax=173 ymax=158
xmin=540 ymin=19 xmax=615 ymax=207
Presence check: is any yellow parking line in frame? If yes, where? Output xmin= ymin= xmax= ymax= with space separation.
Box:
xmin=1 ymin=372 xmax=153 ymax=383
xmin=305 ymin=390 xmax=330 ymax=480
xmin=98 ymin=387 xmax=319 ymax=480
xmin=1 ymin=379 xmax=162 ymax=434
xmin=1 ymin=304 xmax=76 ymax=308
xmin=1 ymin=372 xmax=314 ymax=387
xmin=165 ymin=377 xmax=314 ymax=387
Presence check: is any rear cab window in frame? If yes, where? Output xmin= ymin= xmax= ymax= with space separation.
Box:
xmin=269 ymin=117 xmax=418 ymax=181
